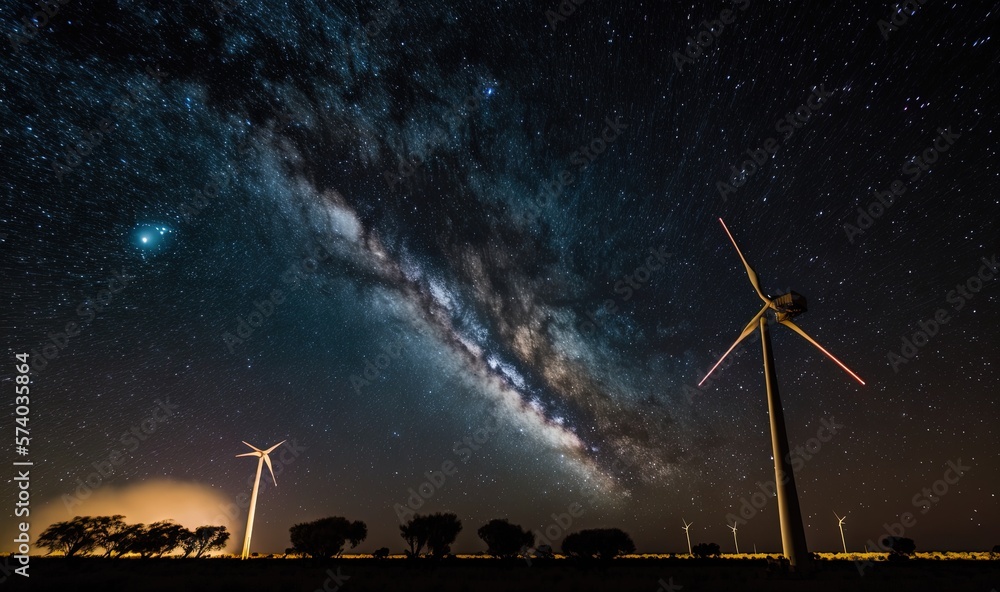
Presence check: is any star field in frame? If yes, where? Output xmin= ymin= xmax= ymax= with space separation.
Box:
xmin=1 ymin=0 xmax=997 ymax=554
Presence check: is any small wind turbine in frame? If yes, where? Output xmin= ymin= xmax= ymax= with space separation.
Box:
xmin=834 ymin=512 xmax=848 ymax=554
xmin=681 ymin=519 xmax=694 ymax=555
xmin=237 ymin=440 xmax=285 ymax=560
xmin=728 ymin=523 xmax=740 ymax=554
xmin=699 ymin=218 xmax=865 ymax=568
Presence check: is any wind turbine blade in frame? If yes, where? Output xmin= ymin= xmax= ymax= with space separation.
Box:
xmin=236 ymin=452 xmax=260 ymax=458
xmin=263 ymin=440 xmax=287 ymax=454
xmin=778 ymin=319 xmax=866 ymax=385
xmin=718 ymin=218 xmax=769 ymax=304
xmin=698 ymin=304 xmax=769 ymax=386
xmin=263 ymin=454 xmax=277 ymax=486
xmin=242 ymin=441 xmax=264 ymax=453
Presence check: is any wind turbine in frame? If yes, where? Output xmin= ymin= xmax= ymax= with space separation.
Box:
xmin=834 ymin=512 xmax=848 ymax=554
xmin=681 ymin=519 xmax=693 ymax=555
xmin=698 ymin=218 xmax=865 ymax=568
xmin=237 ymin=440 xmax=285 ymax=560
xmin=728 ymin=523 xmax=740 ymax=554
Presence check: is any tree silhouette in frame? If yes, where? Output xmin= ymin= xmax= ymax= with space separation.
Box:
xmin=561 ymin=528 xmax=635 ymax=560
xmin=131 ymin=521 xmax=190 ymax=558
xmin=882 ymin=536 xmax=916 ymax=556
xmin=692 ymin=542 xmax=721 ymax=558
xmin=92 ymin=516 xmax=144 ymax=558
xmin=289 ymin=517 xmax=367 ymax=558
xmin=372 ymin=547 xmax=390 ymax=559
xmin=399 ymin=513 xmax=462 ymax=558
xmin=477 ymin=519 xmax=534 ymax=558
xmin=180 ymin=525 xmax=231 ymax=558
xmin=36 ymin=516 xmax=101 ymax=557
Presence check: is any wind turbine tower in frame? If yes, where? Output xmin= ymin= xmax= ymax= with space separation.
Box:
xmin=728 ymin=523 xmax=740 ymax=554
xmin=699 ymin=218 xmax=865 ymax=568
xmin=834 ymin=512 xmax=848 ymax=554
xmin=681 ymin=519 xmax=694 ymax=556
xmin=237 ymin=440 xmax=285 ymax=560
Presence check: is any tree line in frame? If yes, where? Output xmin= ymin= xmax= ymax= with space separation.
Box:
xmin=36 ymin=515 xmax=229 ymax=558
xmin=36 ymin=513 xmax=638 ymax=560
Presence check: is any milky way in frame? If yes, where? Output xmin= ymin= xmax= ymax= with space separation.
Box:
xmin=2 ymin=0 xmax=998 ymax=554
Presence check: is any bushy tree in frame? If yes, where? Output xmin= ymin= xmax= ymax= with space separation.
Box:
xmin=181 ymin=525 xmax=231 ymax=558
xmin=691 ymin=542 xmax=721 ymax=558
xmin=290 ymin=517 xmax=367 ymax=558
xmin=477 ymin=519 xmax=534 ymax=558
xmin=372 ymin=547 xmax=390 ymax=559
xmin=92 ymin=516 xmax=144 ymax=558
xmin=36 ymin=516 xmax=101 ymax=557
xmin=561 ymin=528 xmax=635 ymax=560
xmin=131 ymin=521 xmax=190 ymax=558
xmin=399 ymin=513 xmax=462 ymax=558
xmin=882 ymin=536 xmax=916 ymax=556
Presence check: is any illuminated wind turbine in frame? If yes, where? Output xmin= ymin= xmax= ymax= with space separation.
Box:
xmin=681 ymin=519 xmax=693 ymax=555
xmin=237 ymin=440 xmax=285 ymax=560
xmin=699 ymin=218 xmax=865 ymax=568
xmin=728 ymin=523 xmax=740 ymax=554
xmin=834 ymin=512 xmax=848 ymax=554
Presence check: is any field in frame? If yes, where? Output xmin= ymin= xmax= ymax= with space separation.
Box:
xmin=5 ymin=554 xmax=999 ymax=592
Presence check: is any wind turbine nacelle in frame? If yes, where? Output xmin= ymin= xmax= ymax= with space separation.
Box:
xmin=772 ymin=291 xmax=807 ymax=322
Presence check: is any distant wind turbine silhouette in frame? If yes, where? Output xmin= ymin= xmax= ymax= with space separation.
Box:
xmin=834 ymin=512 xmax=848 ymax=554
xmin=681 ymin=519 xmax=693 ymax=555
xmin=728 ymin=523 xmax=740 ymax=554
xmin=699 ymin=218 xmax=865 ymax=568
xmin=237 ymin=440 xmax=285 ymax=560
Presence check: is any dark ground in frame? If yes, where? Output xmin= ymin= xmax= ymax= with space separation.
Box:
xmin=3 ymin=557 xmax=999 ymax=592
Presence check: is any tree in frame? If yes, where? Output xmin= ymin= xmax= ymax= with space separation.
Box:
xmin=36 ymin=516 xmax=101 ymax=557
xmin=691 ymin=542 xmax=721 ymax=558
xmin=477 ymin=519 xmax=534 ymax=558
xmin=372 ymin=547 xmax=390 ymax=559
xmin=131 ymin=521 xmax=190 ymax=558
xmin=289 ymin=517 xmax=367 ymax=558
xmin=181 ymin=526 xmax=231 ymax=558
xmin=882 ymin=536 xmax=916 ymax=557
xmin=561 ymin=528 xmax=635 ymax=560
xmin=399 ymin=513 xmax=462 ymax=558
xmin=92 ymin=516 xmax=144 ymax=558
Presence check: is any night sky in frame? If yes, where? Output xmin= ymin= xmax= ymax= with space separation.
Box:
xmin=2 ymin=0 xmax=998 ymax=556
